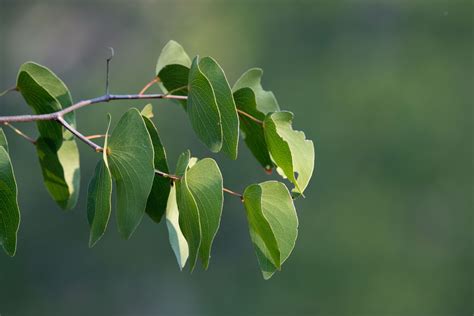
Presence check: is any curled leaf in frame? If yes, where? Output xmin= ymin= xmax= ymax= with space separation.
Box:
xmin=264 ymin=111 xmax=315 ymax=196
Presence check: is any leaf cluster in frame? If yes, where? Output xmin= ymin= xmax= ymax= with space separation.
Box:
xmin=0 ymin=41 xmax=315 ymax=279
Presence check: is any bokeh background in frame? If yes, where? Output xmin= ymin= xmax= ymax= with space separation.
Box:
xmin=0 ymin=0 xmax=472 ymax=315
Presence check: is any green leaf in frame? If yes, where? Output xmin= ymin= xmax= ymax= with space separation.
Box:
xmin=175 ymin=151 xmax=201 ymax=270
xmin=232 ymin=68 xmax=280 ymax=170
xmin=156 ymin=40 xmax=192 ymax=76
xmin=233 ymin=68 xmax=280 ymax=115
xmin=156 ymin=40 xmax=191 ymax=108
xmin=233 ymin=88 xmax=273 ymax=170
xmin=87 ymin=116 xmax=112 ymax=248
xmin=165 ymin=184 xmax=189 ymax=270
xmin=16 ymin=62 xmax=73 ymax=148
xmin=35 ymin=136 xmax=80 ymax=210
xmin=199 ymin=57 xmax=239 ymax=160
xmin=0 ymin=128 xmax=8 ymax=152
xmin=187 ymin=56 xmax=223 ymax=153
xmin=264 ymin=112 xmax=315 ymax=196
xmin=243 ymin=181 xmax=298 ymax=280
xmin=175 ymin=152 xmax=224 ymax=270
xmin=17 ymin=62 xmax=81 ymax=209
xmin=0 ymin=130 xmax=20 ymax=257
xmin=142 ymin=115 xmax=171 ymax=223
xmin=87 ymin=160 xmax=112 ymax=248
xmin=185 ymin=158 xmax=223 ymax=269
xmin=107 ymin=109 xmax=155 ymax=239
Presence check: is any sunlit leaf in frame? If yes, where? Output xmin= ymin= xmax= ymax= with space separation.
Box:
xmin=243 ymin=181 xmax=298 ymax=280
xmin=0 ymin=129 xmax=20 ymax=257
xmin=107 ymin=109 xmax=155 ymax=239
xmin=187 ymin=56 xmax=223 ymax=152
xmin=199 ymin=57 xmax=239 ymax=159
xmin=264 ymin=111 xmax=315 ymax=196
xmin=165 ymin=184 xmax=189 ymax=270
xmin=35 ymin=136 xmax=80 ymax=210
xmin=142 ymin=115 xmax=171 ymax=223
xmin=156 ymin=40 xmax=192 ymax=76
xmin=140 ymin=104 xmax=154 ymax=119
xmin=233 ymin=68 xmax=280 ymax=115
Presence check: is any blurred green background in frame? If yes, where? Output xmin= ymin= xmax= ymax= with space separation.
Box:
xmin=0 ymin=0 xmax=472 ymax=315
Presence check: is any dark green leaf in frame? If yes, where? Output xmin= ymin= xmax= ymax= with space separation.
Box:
xmin=175 ymin=151 xmax=201 ymax=270
xmin=243 ymin=181 xmax=298 ymax=280
xmin=17 ymin=62 xmax=81 ymax=209
xmin=233 ymin=88 xmax=273 ymax=170
xmin=187 ymin=56 xmax=223 ymax=153
xmin=0 ymin=129 xmax=20 ymax=257
xmin=87 ymin=116 xmax=112 ymax=248
xmin=143 ymin=115 xmax=171 ymax=223
xmin=264 ymin=111 xmax=315 ymax=196
xmin=87 ymin=160 xmax=112 ymax=248
xmin=232 ymin=68 xmax=280 ymax=170
xmin=107 ymin=109 xmax=155 ymax=239
xmin=16 ymin=62 xmax=73 ymax=148
xmin=165 ymin=184 xmax=189 ymax=270
xmin=199 ymin=57 xmax=239 ymax=159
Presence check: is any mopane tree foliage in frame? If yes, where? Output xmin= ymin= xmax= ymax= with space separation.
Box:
xmin=0 ymin=41 xmax=315 ymax=279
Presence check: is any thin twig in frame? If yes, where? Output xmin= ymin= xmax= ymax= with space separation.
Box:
xmin=3 ymin=122 xmax=36 ymax=144
xmin=223 ymin=187 xmax=244 ymax=200
xmin=57 ymin=116 xmax=103 ymax=152
xmin=0 ymin=86 xmax=18 ymax=97
xmin=237 ymin=109 xmax=263 ymax=125
xmin=85 ymin=134 xmax=108 ymax=140
xmin=105 ymin=47 xmax=114 ymax=95
xmin=139 ymin=77 xmax=160 ymax=95
xmin=154 ymin=169 xmax=243 ymax=200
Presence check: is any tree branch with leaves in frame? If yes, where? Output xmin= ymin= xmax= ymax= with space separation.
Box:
xmin=0 ymin=41 xmax=315 ymax=280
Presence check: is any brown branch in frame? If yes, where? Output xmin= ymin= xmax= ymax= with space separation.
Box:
xmin=139 ymin=78 xmax=160 ymax=95
xmin=85 ymin=134 xmax=108 ymax=140
xmin=237 ymin=109 xmax=263 ymax=125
